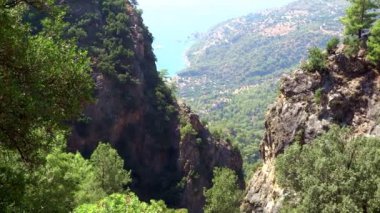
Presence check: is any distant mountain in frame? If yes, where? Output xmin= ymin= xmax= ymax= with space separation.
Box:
xmin=177 ymin=0 xmax=348 ymax=170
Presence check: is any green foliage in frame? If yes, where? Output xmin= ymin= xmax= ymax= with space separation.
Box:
xmin=0 ymin=1 xmax=93 ymax=162
xmin=301 ymin=47 xmax=327 ymax=72
xmin=90 ymin=143 xmax=131 ymax=195
xmin=28 ymin=150 xmax=105 ymax=212
xmin=74 ymin=193 xmax=186 ymax=213
xmin=204 ymin=168 xmax=243 ymax=213
xmin=326 ymin=37 xmax=340 ymax=53
xmin=0 ymin=140 xmax=135 ymax=212
xmin=0 ymin=136 xmax=105 ymax=212
xmin=368 ymin=20 xmax=380 ymax=65
xmin=341 ymin=0 xmax=378 ymax=38
xmin=314 ymin=88 xmax=324 ymax=104
xmin=276 ymin=127 xmax=380 ymax=212
xmin=180 ymin=122 xmax=197 ymax=140
xmin=343 ymin=35 xmax=360 ymax=56
xmin=0 ymin=146 xmax=27 ymax=211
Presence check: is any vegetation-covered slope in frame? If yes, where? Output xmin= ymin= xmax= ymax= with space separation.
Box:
xmin=177 ymin=0 xmax=348 ymax=172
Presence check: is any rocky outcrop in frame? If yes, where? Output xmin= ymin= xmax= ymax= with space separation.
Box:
xmin=242 ymin=48 xmax=380 ymax=212
xmin=179 ymin=104 xmax=244 ymax=213
xmin=61 ymin=1 xmax=243 ymax=212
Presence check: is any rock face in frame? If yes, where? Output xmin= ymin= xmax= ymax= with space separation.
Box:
xmin=179 ymin=104 xmax=245 ymax=212
xmin=61 ymin=1 xmax=243 ymax=212
xmin=241 ymin=48 xmax=380 ymax=212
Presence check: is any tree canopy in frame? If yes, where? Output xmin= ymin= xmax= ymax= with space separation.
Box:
xmin=0 ymin=0 xmax=93 ymax=163
xmin=368 ymin=20 xmax=380 ymax=64
xmin=204 ymin=167 xmax=243 ymax=213
xmin=90 ymin=143 xmax=131 ymax=195
xmin=341 ymin=0 xmax=378 ymax=38
xmin=276 ymin=127 xmax=380 ymax=212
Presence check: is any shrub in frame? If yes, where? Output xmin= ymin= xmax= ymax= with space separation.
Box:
xmin=326 ymin=37 xmax=340 ymax=54
xmin=314 ymin=88 xmax=323 ymax=104
xmin=343 ymin=35 xmax=360 ymax=57
xmin=180 ymin=123 xmax=197 ymax=140
xmin=301 ymin=47 xmax=327 ymax=72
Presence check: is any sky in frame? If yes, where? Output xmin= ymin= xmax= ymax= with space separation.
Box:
xmin=138 ymin=0 xmax=296 ymax=75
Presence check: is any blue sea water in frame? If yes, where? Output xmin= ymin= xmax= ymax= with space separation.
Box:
xmin=138 ymin=0 xmax=295 ymax=76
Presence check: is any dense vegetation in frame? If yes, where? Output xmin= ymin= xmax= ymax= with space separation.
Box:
xmin=0 ymin=0 xmax=93 ymax=164
xmin=276 ymin=127 xmax=380 ymax=212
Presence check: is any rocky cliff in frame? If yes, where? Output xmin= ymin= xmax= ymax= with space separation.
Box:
xmin=179 ymin=104 xmax=244 ymax=212
xmin=59 ymin=0 xmax=243 ymax=212
xmin=241 ymin=47 xmax=380 ymax=212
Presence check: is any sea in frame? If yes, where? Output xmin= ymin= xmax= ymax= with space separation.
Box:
xmin=138 ymin=0 xmax=295 ymax=76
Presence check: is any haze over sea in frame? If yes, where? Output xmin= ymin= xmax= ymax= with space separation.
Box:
xmin=138 ymin=0 xmax=295 ymax=76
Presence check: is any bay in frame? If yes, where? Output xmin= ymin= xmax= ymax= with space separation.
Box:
xmin=138 ymin=0 xmax=296 ymax=75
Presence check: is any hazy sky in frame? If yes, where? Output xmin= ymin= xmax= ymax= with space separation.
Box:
xmin=137 ymin=0 xmax=296 ymax=75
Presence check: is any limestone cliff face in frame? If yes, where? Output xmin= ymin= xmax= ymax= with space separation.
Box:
xmin=242 ymin=47 xmax=380 ymax=212
xmin=61 ymin=1 xmax=243 ymax=212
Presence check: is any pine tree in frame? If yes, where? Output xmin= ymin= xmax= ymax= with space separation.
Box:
xmin=204 ymin=168 xmax=242 ymax=213
xmin=90 ymin=143 xmax=131 ymax=194
xmin=341 ymin=0 xmax=378 ymax=38
xmin=368 ymin=20 xmax=380 ymax=65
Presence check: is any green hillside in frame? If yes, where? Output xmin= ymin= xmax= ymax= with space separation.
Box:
xmin=178 ymin=0 xmax=348 ymax=172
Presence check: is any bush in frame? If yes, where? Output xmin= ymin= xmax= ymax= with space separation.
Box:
xmin=343 ymin=35 xmax=360 ymax=57
xmin=180 ymin=122 xmax=197 ymax=140
xmin=276 ymin=127 xmax=380 ymax=212
xmin=301 ymin=47 xmax=327 ymax=72
xmin=326 ymin=37 xmax=340 ymax=54
xmin=368 ymin=20 xmax=380 ymax=66
xmin=314 ymin=88 xmax=323 ymax=104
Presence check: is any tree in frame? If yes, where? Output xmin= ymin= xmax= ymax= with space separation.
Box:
xmin=368 ymin=20 xmax=380 ymax=65
xmin=26 ymin=150 xmax=105 ymax=212
xmin=341 ymin=0 xmax=378 ymax=38
xmin=204 ymin=168 xmax=243 ymax=213
xmin=0 ymin=0 xmax=93 ymax=163
xmin=90 ymin=143 xmax=131 ymax=194
xmin=276 ymin=127 xmax=380 ymax=212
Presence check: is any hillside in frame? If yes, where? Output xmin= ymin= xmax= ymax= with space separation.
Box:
xmin=177 ymin=0 xmax=348 ymax=171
